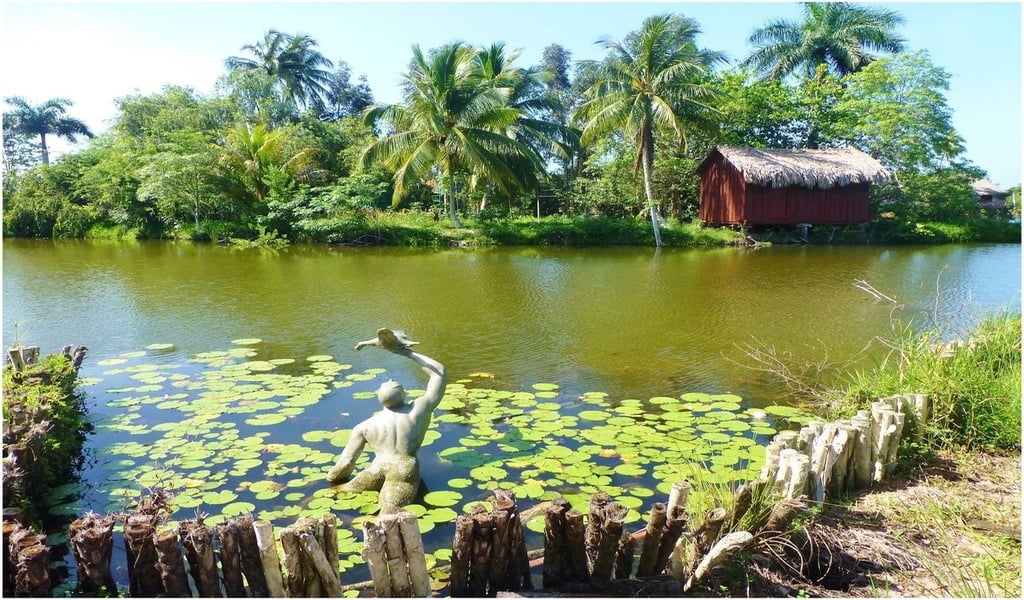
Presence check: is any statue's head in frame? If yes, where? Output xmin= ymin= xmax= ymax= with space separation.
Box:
xmin=376 ymin=379 xmax=406 ymax=409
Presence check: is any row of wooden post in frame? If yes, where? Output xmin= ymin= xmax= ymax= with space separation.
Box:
xmin=3 ymin=517 xmax=51 ymax=597
xmin=761 ymin=393 xmax=931 ymax=502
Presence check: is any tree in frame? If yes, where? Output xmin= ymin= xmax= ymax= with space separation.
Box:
xmin=217 ymin=122 xmax=318 ymax=206
xmin=575 ymin=13 xmax=724 ymax=246
xmin=359 ymin=42 xmax=544 ymax=226
xmin=320 ymin=60 xmax=375 ymax=121
xmin=743 ymin=2 xmax=905 ymax=80
xmin=3 ymin=96 xmax=93 ymax=165
xmin=225 ymin=30 xmax=334 ymax=113
xmin=137 ymin=150 xmax=220 ymax=230
xmin=832 ymin=51 xmax=964 ymax=175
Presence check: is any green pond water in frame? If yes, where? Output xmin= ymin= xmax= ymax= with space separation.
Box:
xmin=2 ymin=239 xmax=1020 ymax=590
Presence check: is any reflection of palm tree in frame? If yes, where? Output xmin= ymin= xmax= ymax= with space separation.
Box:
xmin=3 ymin=96 xmax=93 ymax=165
xmin=743 ymin=2 xmax=905 ymax=80
xmin=359 ymin=43 xmax=544 ymax=226
xmin=575 ymin=14 xmax=723 ymax=246
xmin=225 ymin=30 xmax=334 ymax=112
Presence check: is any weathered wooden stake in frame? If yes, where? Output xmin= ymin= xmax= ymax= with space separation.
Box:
xmin=235 ymin=516 xmax=270 ymax=597
xmin=216 ymin=520 xmax=247 ymax=597
xmin=253 ymin=520 xmax=286 ymax=597
xmin=299 ymin=529 xmax=344 ymax=597
xmin=68 ymin=514 xmax=117 ymax=595
xmin=124 ymin=513 xmax=164 ymax=596
xmin=15 ymin=543 xmax=50 ymax=597
xmin=683 ymin=531 xmax=752 ymax=592
xmin=468 ymin=510 xmax=494 ymax=596
xmin=542 ymin=499 xmax=569 ymax=588
xmin=614 ymin=530 xmax=635 ymax=579
xmin=449 ymin=515 xmax=474 ymax=596
xmin=362 ymin=521 xmax=393 ymax=598
xmin=563 ymin=509 xmax=589 ymax=583
xmin=653 ymin=506 xmax=687 ymax=576
xmin=279 ymin=524 xmax=306 ymax=597
xmin=635 ymin=502 xmax=667 ymax=577
xmin=694 ymin=507 xmax=727 ymax=557
xmin=382 ymin=512 xmax=413 ymax=596
xmin=154 ymin=528 xmax=191 ymax=597
xmin=179 ymin=519 xmax=221 ymax=597
xmin=590 ymin=500 xmax=626 ymax=581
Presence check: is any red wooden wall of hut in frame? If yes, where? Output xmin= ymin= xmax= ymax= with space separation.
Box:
xmin=698 ymin=149 xmax=872 ymax=226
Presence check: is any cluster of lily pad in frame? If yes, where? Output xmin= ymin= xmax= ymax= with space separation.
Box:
xmin=63 ymin=339 xmax=810 ymax=585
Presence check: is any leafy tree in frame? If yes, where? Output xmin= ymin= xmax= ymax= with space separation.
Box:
xmin=114 ymin=86 xmax=235 ymax=153
xmin=706 ymin=69 xmax=807 ymax=148
xmin=3 ymin=96 xmax=93 ymax=165
xmin=743 ymin=2 xmax=905 ymax=80
xmin=137 ymin=150 xmax=221 ymax=230
xmin=225 ymin=30 xmax=334 ymax=113
xmin=320 ymin=60 xmax=375 ymax=121
xmin=541 ymin=44 xmax=572 ymax=93
xmin=832 ymin=51 xmax=964 ymax=175
xmin=575 ymin=13 xmax=724 ymax=246
xmin=2 ymin=113 xmax=40 ymax=173
xmin=359 ymin=42 xmax=544 ymax=226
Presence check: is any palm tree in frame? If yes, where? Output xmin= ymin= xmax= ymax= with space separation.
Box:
xmin=3 ymin=96 xmax=93 ymax=165
xmin=743 ymin=2 xmax=905 ymax=80
xmin=217 ymin=122 xmax=317 ymax=204
xmin=225 ymin=30 xmax=334 ymax=112
xmin=575 ymin=14 xmax=724 ymax=246
xmin=359 ymin=43 xmax=544 ymax=226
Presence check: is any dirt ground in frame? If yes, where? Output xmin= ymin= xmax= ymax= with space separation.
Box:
xmin=735 ymin=450 xmax=1022 ymax=598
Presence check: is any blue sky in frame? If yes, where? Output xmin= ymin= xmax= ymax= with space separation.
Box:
xmin=2 ymin=1 xmax=1020 ymax=186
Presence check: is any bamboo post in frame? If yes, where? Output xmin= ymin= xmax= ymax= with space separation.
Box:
xmin=253 ymin=520 xmax=286 ymax=597
xmin=362 ymin=521 xmax=393 ymax=598
xmin=563 ymin=509 xmax=589 ymax=583
xmin=68 ymin=514 xmax=116 ymax=595
xmin=179 ymin=519 xmax=221 ymax=597
xmin=124 ymin=513 xmax=164 ymax=596
xmin=154 ymin=528 xmax=191 ymax=597
xmin=449 ymin=515 xmax=474 ymax=596
xmin=299 ymin=529 xmax=344 ymax=597
xmin=542 ymin=499 xmax=569 ymax=588
xmin=667 ymin=481 xmax=691 ymax=516
xmin=828 ymin=423 xmax=857 ymax=497
xmin=809 ymin=424 xmax=838 ymax=501
xmin=235 ymin=516 xmax=269 ymax=597
xmin=468 ymin=510 xmax=494 ymax=596
xmin=871 ymin=401 xmax=897 ymax=481
xmin=761 ymin=497 xmax=807 ymax=534
xmin=635 ymin=502 xmax=667 ymax=577
xmin=217 ymin=521 xmax=247 ymax=597
xmin=682 ymin=531 xmax=752 ymax=593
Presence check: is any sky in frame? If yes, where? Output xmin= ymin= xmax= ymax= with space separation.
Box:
xmin=1 ymin=0 xmax=1021 ymax=186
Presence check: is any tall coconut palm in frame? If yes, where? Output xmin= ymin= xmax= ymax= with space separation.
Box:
xmin=3 ymin=96 xmax=93 ymax=165
xmin=225 ymin=30 xmax=334 ymax=112
xmin=359 ymin=42 xmax=544 ymax=226
xmin=743 ymin=2 xmax=905 ymax=80
xmin=217 ymin=122 xmax=317 ymax=204
xmin=575 ymin=14 xmax=724 ymax=246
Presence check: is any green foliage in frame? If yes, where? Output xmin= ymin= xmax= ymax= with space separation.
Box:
xmin=2 ymin=353 xmax=88 ymax=517
xmin=841 ymin=313 xmax=1021 ymax=451
xmin=478 ymin=215 xmax=738 ymax=246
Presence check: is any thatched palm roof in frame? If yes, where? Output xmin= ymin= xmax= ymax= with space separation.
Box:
xmin=707 ymin=146 xmax=892 ymax=189
xmin=971 ymin=178 xmax=1007 ymax=197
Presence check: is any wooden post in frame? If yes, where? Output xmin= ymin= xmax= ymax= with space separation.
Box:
xmin=3 ymin=521 xmax=18 ymax=593
xmin=124 ymin=513 xmax=164 ymax=596
xmin=489 ymin=494 xmax=513 ymax=594
xmin=850 ymin=412 xmax=873 ymax=490
xmin=563 ymin=509 xmax=589 ymax=583
xmin=154 ymin=528 xmax=191 ymax=597
xmin=217 ymin=521 xmax=247 ymax=597
xmin=449 ymin=515 xmax=474 ymax=596
xmin=584 ymin=492 xmax=610 ymax=570
xmin=667 ymin=481 xmax=691 ymax=516
xmin=884 ymin=411 xmax=906 ymax=476
xmin=509 ymin=502 xmax=533 ymax=590
xmin=635 ymin=502 xmax=667 ymax=577
xmin=253 ymin=520 xmax=286 ymax=597
xmin=68 ymin=514 xmax=116 ymax=595
xmin=321 ymin=512 xmax=339 ymax=588
xmin=299 ymin=529 xmax=344 ymax=597
xmin=382 ymin=512 xmax=413 ymax=596
xmin=694 ymin=507 xmax=727 ymax=557
xmin=614 ymin=530 xmax=635 ymax=579
xmin=542 ymin=499 xmax=569 ymax=588
xmin=20 ymin=346 xmax=39 ymax=366
xmin=468 ymin=510 xmax=494 ymax=596
xmin=394 ymin=512 xmax=429 ymax=597
xmin=362 ymin=521 xmax=393 ymax=598
xmin=179 ymin=519 xmax=221 ymax=597
xmin=235 ymin=516 xmax=270 ymax=597
xmin=683 ymin=531 xmax=752 ymax=592
xmin=15 ymin=543 xmax=50 ymax=597
xmin=7 ymin=348 xmax=25 ymax=372
xmin=653 ymin=506 xmax=687 ymax=576
xmin=590 ymin=500 xmax=626 ymax=581
xmin=761 ymin=497 xmax=807 ymax=534
xmin=279 ymin=525 xmax=306 ymax=597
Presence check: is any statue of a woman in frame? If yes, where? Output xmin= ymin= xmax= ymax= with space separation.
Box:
xmin=326 ymin=329 xmax=447 ymax=509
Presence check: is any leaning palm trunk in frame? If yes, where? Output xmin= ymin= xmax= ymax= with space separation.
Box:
xmin=640 ymin=130 xmax=664 ymax=247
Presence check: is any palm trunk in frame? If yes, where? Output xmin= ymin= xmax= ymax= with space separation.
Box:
xmin=640 ymin=126 xmax=663 ymax=247
xmin=446 ymin=160 xmax=462 ymax=228
xmin=39 ymin=133 xmax=49 ymax=165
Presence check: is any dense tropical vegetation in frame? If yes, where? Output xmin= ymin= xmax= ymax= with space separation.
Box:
xmin=2 ymin=4 xmax=1017 ymax=246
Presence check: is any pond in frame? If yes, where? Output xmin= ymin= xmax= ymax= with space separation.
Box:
xmin=2 ymin=239 xmax=1020 ymax=589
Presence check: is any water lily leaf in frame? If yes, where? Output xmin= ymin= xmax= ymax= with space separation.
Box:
xmin=447 ymin=478 xmax=473 ymax=489
xmin=578 ymin=410 xmax=610 ymax=421
xmin=531 ymin=383 xmax=559 ymax=392
xmin=423 ymin=490 xmax=463 ymax=507
xmin=146 ymin=343 xmax=174 ymax=350
xmin=97 ymin=358 xmax=127 ymax=366
xmin=424 ymin=507 xmax=459 ymax=523
xmin=232 ymin=338 xmax=263 ymax=346
xmin=120 ymin=351 xmax=147 ymax=358
xmin=201 ymin=490 xmax=238 ymax=505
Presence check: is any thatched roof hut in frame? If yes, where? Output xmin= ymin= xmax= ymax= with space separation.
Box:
xmin=699 ymin=146 xmax=891 ymax=226
xmin=971 ymin=178 xmax=1008 ymax=209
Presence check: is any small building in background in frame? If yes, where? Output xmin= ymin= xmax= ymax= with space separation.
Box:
xmin=970 ymin=178 xmax=1008 ymax=210
xmin=698 ymin=146 xmax=891 ymax=226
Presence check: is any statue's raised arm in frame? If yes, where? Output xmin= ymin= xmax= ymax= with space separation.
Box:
xmin=328 ymin=329 xmax=446 ymax=510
